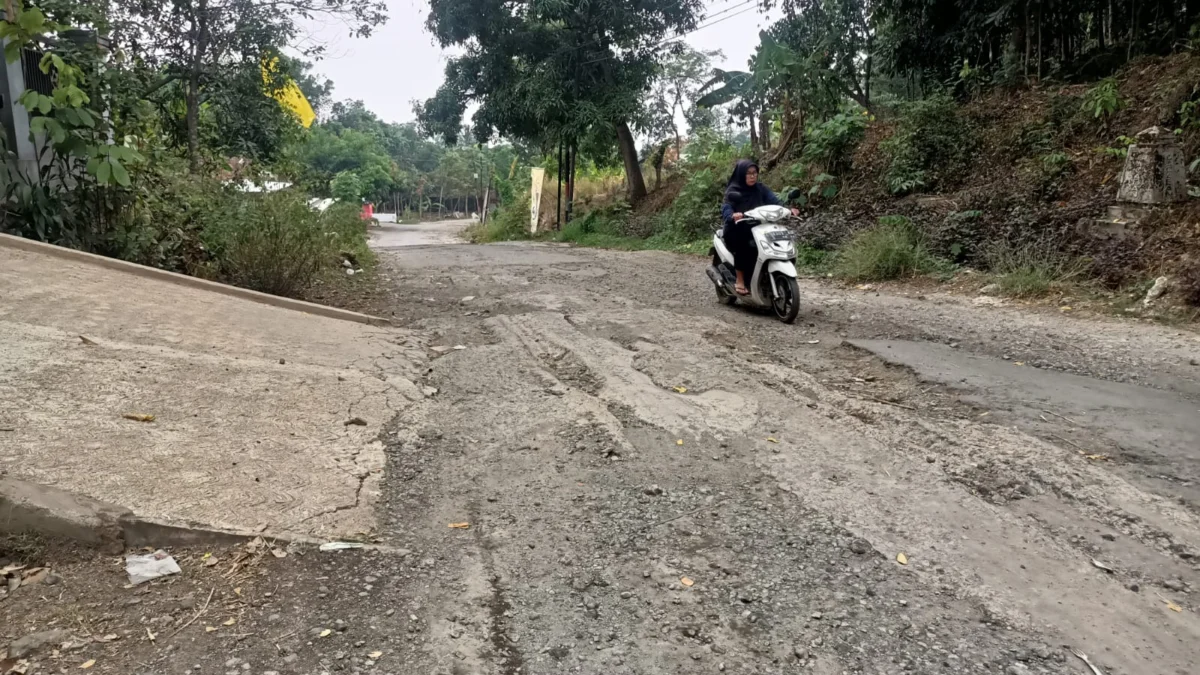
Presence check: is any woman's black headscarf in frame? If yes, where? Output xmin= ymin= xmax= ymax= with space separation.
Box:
xmin=724 ymin=159 xmax=768 ymax=212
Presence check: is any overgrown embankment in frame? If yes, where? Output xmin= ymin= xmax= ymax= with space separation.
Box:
xmin=785 ymin=52 xmax=1200 ymax=308
xmin=486 ymin=53 xmax=1200 ymax=317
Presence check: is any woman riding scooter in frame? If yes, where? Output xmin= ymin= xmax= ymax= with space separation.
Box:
xmin=721 ymin=160 xmax=799 ymax=295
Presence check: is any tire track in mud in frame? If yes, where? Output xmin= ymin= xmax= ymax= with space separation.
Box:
xmin=364 ymin=244 xmax=1200 ymax=674
xmin=493 ymin=301 xmax=1198 ymax=673
xmin=385 ymin=307 xmax=1089 ymax=673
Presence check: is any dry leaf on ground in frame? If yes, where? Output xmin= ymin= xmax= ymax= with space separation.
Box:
xmin=122 ymin=413 xmax=155 ymax=422
xmin=896 ymin=553 xmax=909 ymax=565
xmin=448 ymin=523 xmax=470 ymax=529
xmin=680 ymin=577 xmax=694 ymax=587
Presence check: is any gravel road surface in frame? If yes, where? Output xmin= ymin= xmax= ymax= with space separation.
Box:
xmin=4 ymin=227 xmax=1198 ymax=675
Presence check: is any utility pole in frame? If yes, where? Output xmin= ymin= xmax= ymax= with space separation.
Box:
xmin=565 ymin=138 xmax=577 ymax=224
xmin=556 ymin=137 xmax=564 ymax=231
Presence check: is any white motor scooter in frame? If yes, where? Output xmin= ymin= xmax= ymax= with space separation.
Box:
xmin=706 ymin=203 xmax=801 ymax=323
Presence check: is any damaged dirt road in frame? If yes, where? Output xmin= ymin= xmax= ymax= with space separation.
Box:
xmin=5 ymin=231 xmax=1200 ymax=675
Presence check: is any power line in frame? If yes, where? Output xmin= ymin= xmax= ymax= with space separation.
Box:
xmin=547 ymin=0 xmax=758 ymax=65
xmin=578 ymin=2 xmax=761 ymax=67
xmin=701 ymin=0 xmax=759 ymax=24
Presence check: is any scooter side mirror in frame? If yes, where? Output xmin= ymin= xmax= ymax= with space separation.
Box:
xmin=784 ymin=188 xmax=803 ymax=203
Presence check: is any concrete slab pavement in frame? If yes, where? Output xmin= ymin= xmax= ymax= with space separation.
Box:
xmin=0 ymin=244 xmax=427 ymax=542
xmin=369 ymin=218 xmax=470 ymax=248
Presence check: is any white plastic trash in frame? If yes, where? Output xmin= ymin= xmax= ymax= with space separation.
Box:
xmin=125 ymin=549 xmax=181 ymax=585
xmin=318 ymin=542 xmax=365 ymax=552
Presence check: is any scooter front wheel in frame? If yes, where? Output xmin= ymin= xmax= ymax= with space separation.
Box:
xmin=772 ymin=273 xmax=800 ymax=324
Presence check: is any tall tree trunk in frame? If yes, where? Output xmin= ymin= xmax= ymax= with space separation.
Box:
xmin=1128 ymin=0 xmax=1136 ymax=60
xmin=615 ymin=120 xmax=647 ymax=204
xmin=1023 ymin=1 xmax=1031 ymax=79
xmin=749 ymin=117 xmax=759 ymax=157
xmin=862 ymin=28 xmax=873 ymax=107
xmin=652 ymin=141 xmax=667 ymax=191
xmin=186 ymin=0 xmax=210 ymax=173
xmin=759 ymin=114 xmax=771 ymax=152
xmin=762 ymin=97 xmax=801 ymax=172
xmin=1037 ymin=2 xmax=1043 ymax=81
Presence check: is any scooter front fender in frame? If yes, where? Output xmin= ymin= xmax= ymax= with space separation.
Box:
xmin=766 ymin=260 xmax=798 ymax=278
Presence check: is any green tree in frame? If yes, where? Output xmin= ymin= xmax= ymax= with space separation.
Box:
xmin=0 ymin=2 xmax=143 ymax=243
xmin=109 ymin=0 xmax=387 ymax=171
xmin=417 ymin=0 xmax=705 ymax=204
xmin=644 ymin=46 xmax=722 ymax=154
xmin=330 ymin=170 xmax=364 ymax=202
xmin=768 ymin=0 xmax=876 ymax=110
xmin=289 ymin=125 xmax=396 ymax=201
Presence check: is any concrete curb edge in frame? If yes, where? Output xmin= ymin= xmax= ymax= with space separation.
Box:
xmin=1 ymin=476 xmax=322 ymax=553
xmin=0 ymin=233 xmax=392 ymax=327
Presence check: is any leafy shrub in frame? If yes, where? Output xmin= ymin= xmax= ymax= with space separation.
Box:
xmin=956 ymin=59 xmax=987 ymax=99
xmin=555 ymin=202 xmax=641 ymax=247
xmin=686 ymin=128 xmax=746 ymax=168
xmin=657 ymin=165 xmax=725 ymax=241
xmin=1179 ymin=99 xmax=1200 ymax=131
xmin=1015 ymin=121 xmax=1058 ymax=155
xmin=1094 ymin=135 xmax=1135 ymax=159
xmin=103 ymin=163 xmax=224 ymax=273
xmin=1014 ymin=94 xmax=1081 ymax=157
xmin=985 ymin=240 xmax=1090 ymax=297
xmin=801 ymin=109 xmax=868 ymax=175
xmin=1039 ymin=152 xmax=1073 ymax=180
xmin=880 ymin=95 xmax=974 ymax=195
xmin=469 ymin=193 xmax=531 ymax=243
xmin=935 ymin=209 xmax=984 ymax=262
xmin=1081 ymin=78 xmax=1124 ymax=120
xmin=201 ymin=190 xmax=369 ymax=298
xmin=834 ymin=216 xmax=940 ymax=281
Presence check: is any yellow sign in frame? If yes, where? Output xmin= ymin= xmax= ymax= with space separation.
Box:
xmin=262 ymin=58 xmax=316 ymax=128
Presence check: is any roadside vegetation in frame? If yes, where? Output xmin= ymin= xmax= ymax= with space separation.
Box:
xmin=832 ymin=217 xmax=940 ymax=282
xmin=5 ymin=0 xmax=1200 ymax=315
xmin=452 ymin=0 xmax=1200 ymax=316
xmin=0 ymin=0 xmax=532 ymax=300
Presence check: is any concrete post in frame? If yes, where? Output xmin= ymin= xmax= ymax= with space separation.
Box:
xmin=1116 ymin=126 xmax=1187 ymax=204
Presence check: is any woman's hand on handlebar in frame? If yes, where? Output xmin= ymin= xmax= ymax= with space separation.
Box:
xmin=790 ymin=208 xmax=800 ymax=216
xmin=732 ymin=212 xmax=744 ymax=221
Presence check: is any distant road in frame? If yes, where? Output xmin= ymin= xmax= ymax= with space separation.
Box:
xmin=369 ymin=218 xmax=470 ymax=248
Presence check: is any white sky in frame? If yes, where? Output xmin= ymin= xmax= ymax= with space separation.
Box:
xmin=298 ymin=0 xmax=777 ymax=125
